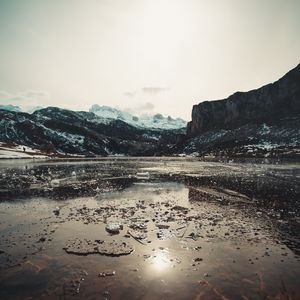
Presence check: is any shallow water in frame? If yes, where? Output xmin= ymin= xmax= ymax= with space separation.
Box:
xmin=0 ymin=158 xmax=300 ymax=299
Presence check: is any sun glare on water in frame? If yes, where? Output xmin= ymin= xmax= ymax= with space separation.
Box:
xmin=150 ymin=252 xmax=171 ymax=272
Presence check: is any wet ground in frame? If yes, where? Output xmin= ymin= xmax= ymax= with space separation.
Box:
xmin=0 ymin=157 xmax=300 ymax=300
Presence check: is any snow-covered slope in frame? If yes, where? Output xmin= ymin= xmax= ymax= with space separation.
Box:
xmin=0 ymin=142 xmax=49 ymax=159
xmin=89 ymin=104 xmax=187 ymax=129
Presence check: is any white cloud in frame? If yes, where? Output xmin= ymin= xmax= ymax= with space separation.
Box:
xmin=0 ymin=90 xmax=51 ymax=109
xmin=123 ymin=92 xmax=136 ymax=97
xmin=142 ymin=87 xmax=170 ymax=95
xmin=122 ymin=102 xmax=155 ymax=116
xmin=135 ymin=102 xmax=155 ymax=112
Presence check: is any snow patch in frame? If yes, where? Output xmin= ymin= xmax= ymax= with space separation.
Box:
xmin=0 ymin=143 xmax=48 ymax=159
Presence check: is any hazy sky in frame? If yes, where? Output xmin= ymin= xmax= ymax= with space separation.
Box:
xmin=0 ymin=0 xmax=299 ymax=120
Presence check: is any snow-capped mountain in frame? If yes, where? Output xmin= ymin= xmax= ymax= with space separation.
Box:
xmin=27 ymin=106 xmax=44 ymax=114
xmin=89 ymin=104 xmax=187 ymax=130
xmin=0 ymin=107 xmax=186 ymax=156
xmin=0 ymin=103 xmax=187 ymax=130
xmin=0 ymin=105 xmax=43 ymax=114
xmin=0 ymin=105 xmax=22 ymax=112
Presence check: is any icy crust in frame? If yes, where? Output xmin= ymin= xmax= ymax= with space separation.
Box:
xmin=63 ymin=238 xmax=134 ymax=256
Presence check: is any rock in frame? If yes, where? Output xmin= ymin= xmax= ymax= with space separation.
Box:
xmin=194 ymin=257 xmax=203 ymax=262
xmin=129 ymin=222 xmax=147 ymax=230
xmin=53 ymin=206 xmax=60 ymax=215
xmin=171 ymin=205 xmax=189 ymax=213
xmin=156 ymin=223 xmax=170 ymax=229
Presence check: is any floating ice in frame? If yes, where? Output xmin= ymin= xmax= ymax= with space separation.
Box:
xmin=136 ymin=172 xmax=150 ymax=179
xmin=51 ymin=179 xmax=60 ymax=187
xmin=105 ymin=223 xmax=123 ymax=234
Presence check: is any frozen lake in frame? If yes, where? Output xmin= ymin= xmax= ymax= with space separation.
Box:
xmin=0 ymin=158 xmax=299 ymax=299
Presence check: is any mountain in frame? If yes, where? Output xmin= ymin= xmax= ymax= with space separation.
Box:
xmin=182 ymin=63 xmax=300 ymax=158
xmin=0 ymin=105 xmax=44 ymax=114
xmin=0 ymin=107 xmax=185 ymax=156
xmin=90 ymin=104 xmax=187 ymax=130
xmin=0 ymin=105 xmax=22 ymax=112
xmin=27 ymin=106 xmax=44 ymax=114
xmin=1 ymin=64 xmax=299 ymax=158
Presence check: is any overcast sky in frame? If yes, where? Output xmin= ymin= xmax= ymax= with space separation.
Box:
xmin=0 ymin=0 xmax=299 ymax=120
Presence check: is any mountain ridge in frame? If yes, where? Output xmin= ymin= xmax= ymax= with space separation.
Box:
xmin=0 ymin=64 xmax=299 ymax=158
xmin=89 ymin=104 xmax=187 ymax=130
xmin=0 ymin=107 xmax=185 ymax=156
xmin=182 ymin=63 xmax=300 ymax=158
xmin=187 ymin=63 xmax=300 ymax=136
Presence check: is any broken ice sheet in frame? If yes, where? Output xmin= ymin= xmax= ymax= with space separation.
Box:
xmin=63 ymin=238 xmax=134 ymax=256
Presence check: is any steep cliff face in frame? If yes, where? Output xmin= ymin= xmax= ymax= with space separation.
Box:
xmin=187 ymin=64 xmax=300 ymax=137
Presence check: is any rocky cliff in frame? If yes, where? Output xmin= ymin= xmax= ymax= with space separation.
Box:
xmin=187 ymin=64 xmax=300 ymax=137
xmin=182 ymin=64 xmax=300 ymax=158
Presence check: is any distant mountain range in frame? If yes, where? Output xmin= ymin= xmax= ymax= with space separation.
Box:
xmin=89 ymin=105 xmax=187 ymax=130
xmin=0 ymin=107 xmax=185 ymax=156
xmin=0 ymin=105 xmax=43 ymax=114
xmin=0 ymin=64 xmax=299 ymax=158
xmin=0 ymin=104 xmax=187 ymax=130
xmin=0 ymin=104 xmax=22 ymax=112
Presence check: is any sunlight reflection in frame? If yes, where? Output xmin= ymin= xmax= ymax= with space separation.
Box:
xmin=150 ymin=253 xmax=170 ymax=272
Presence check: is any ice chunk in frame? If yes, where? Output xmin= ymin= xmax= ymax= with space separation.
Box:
xmin=105 ymin=223 xmax=123 ymax=234
xmin=136 ymin=172 xmax=150 ymax=179
xmin=51 ymin=179 xmax=60 ymax=187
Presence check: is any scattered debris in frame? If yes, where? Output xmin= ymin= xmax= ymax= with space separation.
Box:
xmin=127 ymin=230 xmax=148 ymax=245
xmin=53 ymin=206 xmax=60 ymax=215
xmin=98 ymin=271 xmax=116 ymax=277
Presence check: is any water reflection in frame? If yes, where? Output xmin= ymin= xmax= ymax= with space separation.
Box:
xmin=150 ymin=252 xmax=170 ymax=273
